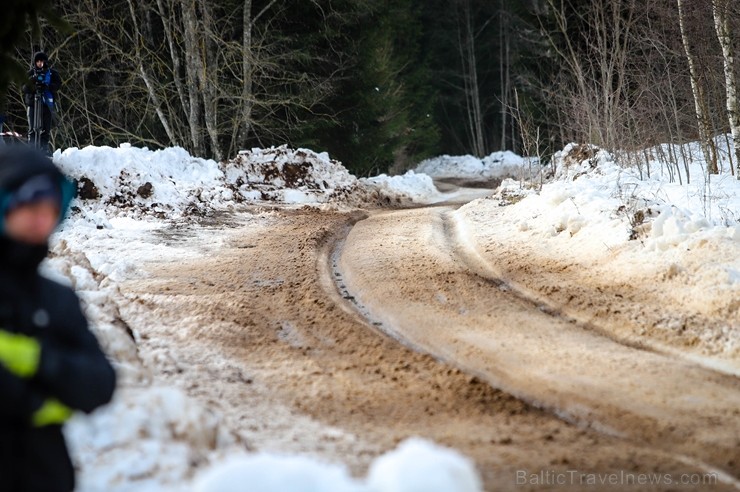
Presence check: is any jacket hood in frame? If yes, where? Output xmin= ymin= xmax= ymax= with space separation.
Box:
xmin=0 ymin=146 xmax=75 ymax=275
xmin=0 ymin=145 xmax=62 ymax=192
xmin=33 ymin=51 xmax=49 ymax=66
xmin=0 ymin=146 xmax=75 ymax=237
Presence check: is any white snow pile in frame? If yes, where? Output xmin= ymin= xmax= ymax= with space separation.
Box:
xmin=194 ymin=438 xmax=482 ymax=492
xmin=66 ymin=386 xmax=230 ymax=492
xmin=415 ymin=150 xmax=528 ymax=182
xmin=53 ymin=144 xmax=443 ymax=222
xmin=365 ymin=438 xmax=483 ymax=492
xmin=455 ymin=144 xmax=638 ymax=253
xmin=471 ymin=143 xmax=740 ymax=252
xmin=455 ymin=141 xmax=740 ymax=360
xmin=546 ymin=142 xmax=740 ymax=249
xmin=361 ymin=170 xmax=442 ymax=203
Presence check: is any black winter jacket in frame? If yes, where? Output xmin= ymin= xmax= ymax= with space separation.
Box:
xmin=0 ymin=146 xmax=116 ymax=492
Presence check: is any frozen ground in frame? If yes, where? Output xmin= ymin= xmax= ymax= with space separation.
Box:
xmin=41 ymin=141 xmax=739 ymax=490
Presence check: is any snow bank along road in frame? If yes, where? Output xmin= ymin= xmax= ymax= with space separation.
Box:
xmin=121 ymin=199 xmax=739 ymax=491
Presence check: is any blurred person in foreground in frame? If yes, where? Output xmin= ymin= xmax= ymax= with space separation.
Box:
xmin=0 ymin=145 xmax=116 ymax=491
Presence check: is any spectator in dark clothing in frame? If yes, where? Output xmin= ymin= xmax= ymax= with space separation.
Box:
xmin=22 ymin=52 xmax=62 ymax=155
xmin=0 ymin=145 xmax=116 ymax=492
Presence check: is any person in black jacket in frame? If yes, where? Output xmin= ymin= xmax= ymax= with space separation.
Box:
xmin=22 ymin=52 xmax=62 ymax=155
xmin=0 ymin=145 xmax=116 ymax=492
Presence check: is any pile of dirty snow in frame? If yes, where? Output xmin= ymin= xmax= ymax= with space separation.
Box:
xmin=55 ymin=145 xmax=229 ymax=220
xmin=53 ymin=144 xmax=444 ymax=225
xmin=223 ymin=146 xmax=360 ymax=204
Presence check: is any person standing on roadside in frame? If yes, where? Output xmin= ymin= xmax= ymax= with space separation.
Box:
xmin=0 ymin=145 xmax=116 ymax=492
xmin=22 ymin=51 xmax=61 ymax=155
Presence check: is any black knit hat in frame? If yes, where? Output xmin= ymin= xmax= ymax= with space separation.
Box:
xmin=33 ymin=51 xmax=48 ymax=64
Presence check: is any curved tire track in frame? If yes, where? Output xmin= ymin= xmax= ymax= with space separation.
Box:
xmin=335 ymin=205 xmax=740 ymax=482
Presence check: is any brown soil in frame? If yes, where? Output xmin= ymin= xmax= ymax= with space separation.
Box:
xmin=119 ymin=206 xmax=738 ymax=491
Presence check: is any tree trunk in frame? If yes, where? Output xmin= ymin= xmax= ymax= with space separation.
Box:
xmin=677 ymin=0 xmax=718 ymax=175
xmin=499 ymin=0 xmax=508 ymax=150
xmin=239 ymin=0 xmax=254 ymax=152
xmin=196 ymin=0 xmax=222 ymax=161
xmin=712 ymin=0 xmax=740 ymax=178
xmin=156 ymin=0 xmax=190 ymax=135
xmin=181 ymin=0 xmax=205 ymax=156
xmin=457 ymin=0 xmax=485 ymax=157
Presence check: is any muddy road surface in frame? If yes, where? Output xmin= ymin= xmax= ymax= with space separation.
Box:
xmin=120 ymin=194 xmax=740 ymax=491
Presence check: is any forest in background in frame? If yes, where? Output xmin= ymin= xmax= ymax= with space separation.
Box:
xmin=2 ymin=0 xmax=740 ymax=179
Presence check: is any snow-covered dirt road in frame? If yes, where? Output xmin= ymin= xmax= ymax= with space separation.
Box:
xmin=117 ymin=201 xmax=738 ymax=491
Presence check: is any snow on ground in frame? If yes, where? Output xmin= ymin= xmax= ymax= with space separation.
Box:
xmin=45 ymin=144 xmax=478 ymax=491
xmin=451 ymin=143 xmax=740 ymax=362
xmin=361 ymin=170 xmax=443 ymax=204
xmin=416 ymin=150 xmax=529 ymax=181
xmin=42 ymin=140 xmax=739 ymax=489
xmin=193 ymin=438 xmax=480 ymax=492
xmin=53 ymin=144 xmax=443 ymax=224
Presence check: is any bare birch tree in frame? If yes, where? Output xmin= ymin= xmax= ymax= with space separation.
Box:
xmin=677 ymin=0 xmax=718 ymax=174
xmin=499 ymin=0 xmax=511 ymax=150
xmin=712 ymin=0 xmax=740 ymax=178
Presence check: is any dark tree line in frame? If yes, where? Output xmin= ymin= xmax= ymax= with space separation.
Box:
xmin=2 ymin=0 xmax=739 ymax=178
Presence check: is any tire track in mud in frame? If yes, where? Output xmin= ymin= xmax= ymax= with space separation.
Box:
xmin=333 ymin=205 xmax=740 ymax=485
xmin=121 ymin=208 xmax=739 ymax=491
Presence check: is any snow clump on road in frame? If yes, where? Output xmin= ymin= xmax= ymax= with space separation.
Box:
xmin=416 ymin=150 xmax=528 ymax=183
